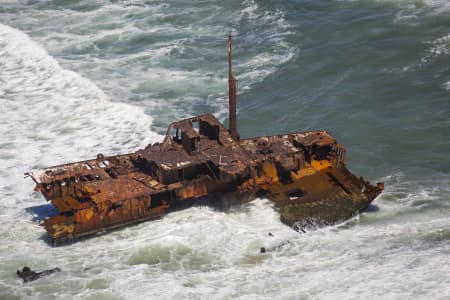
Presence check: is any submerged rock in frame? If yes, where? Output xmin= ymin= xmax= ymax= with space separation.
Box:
xmin=260 ymin=240 xmax=291 ymax=253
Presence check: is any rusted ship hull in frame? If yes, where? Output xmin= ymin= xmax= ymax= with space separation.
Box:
xmin=27 ymin=117 xmax=382 ymax=243
xmin=26 ymin=35 xmax=382 ymax=243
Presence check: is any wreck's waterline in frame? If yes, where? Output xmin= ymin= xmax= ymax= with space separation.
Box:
xmin=1 ymin=0 xmax=450 ymax=299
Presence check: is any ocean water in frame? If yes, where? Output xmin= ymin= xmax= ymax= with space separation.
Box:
xmin=0 ymin=0 xmax=449 ymax=299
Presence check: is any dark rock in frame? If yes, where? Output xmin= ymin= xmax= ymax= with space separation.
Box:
xmin=260 ymin=240 xmax=291 ymax=254
xmin=17 ymin=266 xmax=61 ymax=283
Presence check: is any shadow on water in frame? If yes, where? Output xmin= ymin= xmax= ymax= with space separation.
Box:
xmin=25 ymin=204 xmax=58 ymax=222
xmin=365 ymin=204 xmax=380 ymax=213
xmin=38 ymin=233 xmax=55 ymax=247
xmin=24 ymin=204 xmax=58 ymax=246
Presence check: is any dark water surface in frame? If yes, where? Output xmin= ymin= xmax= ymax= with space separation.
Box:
xmin=1 ymin=0 xmax=449 ymax=299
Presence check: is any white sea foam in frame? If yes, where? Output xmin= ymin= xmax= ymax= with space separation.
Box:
xmin=239 ymin=0 xmax=291 ymax=29
xmin=0 ymin=23 xmax=162 ymax=210
xmin=428 ymin=33 xmax=450 ymax=56
xmin=235 ymin=0 xmax=297 ymax=91
xmin=340 ymin=0 xmax=450 ymax=21
xmin=423 ymin=0 xmax=450 ymax=12
xmin=237 ymin=42 xmax=298 ymax=90
xmin=418 ymin=33 xmax=450 ymax=67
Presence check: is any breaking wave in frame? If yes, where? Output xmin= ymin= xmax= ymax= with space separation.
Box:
xmin=0 ymin=0 xmax=297 ymax=127
xmin=0 ymin=23 xmax=162 ymax=210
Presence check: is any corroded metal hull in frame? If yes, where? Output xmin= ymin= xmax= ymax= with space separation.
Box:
xmin=26 ymin=35 xmax=383 ymax=243
xmin=27 ymin=114 xmax=383 ymax=243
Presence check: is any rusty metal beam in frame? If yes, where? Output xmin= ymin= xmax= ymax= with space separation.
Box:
xmin=228 ymin=34 xmax=238 ymax=140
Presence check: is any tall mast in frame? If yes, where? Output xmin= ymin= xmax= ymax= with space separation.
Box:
xmin=228 ymin=34 xmax=238 ymax=140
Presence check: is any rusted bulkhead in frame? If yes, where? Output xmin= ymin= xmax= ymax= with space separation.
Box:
xmin=26 ymin=113 xmax=383 ymax=243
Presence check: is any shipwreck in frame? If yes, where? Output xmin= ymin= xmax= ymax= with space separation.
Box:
xmin=26 ymin=36 xmax=383 ymax=243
